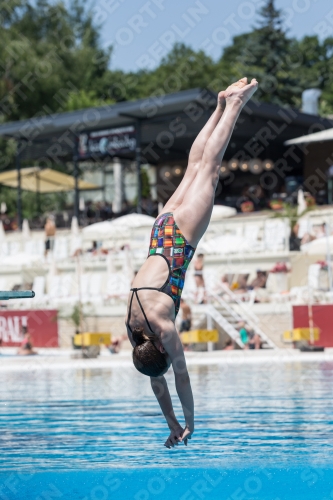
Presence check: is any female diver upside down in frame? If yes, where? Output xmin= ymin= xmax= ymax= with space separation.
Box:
xmin=126 ymin=77 xmax=258 ymax=448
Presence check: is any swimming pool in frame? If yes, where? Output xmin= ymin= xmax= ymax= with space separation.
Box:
xmin=1 ymin=357 xmax=333 ymax=499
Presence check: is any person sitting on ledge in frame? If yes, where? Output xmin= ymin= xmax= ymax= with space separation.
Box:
xmin=17 ymin=326 xmax=38 ymax=356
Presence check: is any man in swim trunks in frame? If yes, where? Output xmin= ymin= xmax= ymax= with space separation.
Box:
xmin=126 ymin=78 xmax=258 ymax=449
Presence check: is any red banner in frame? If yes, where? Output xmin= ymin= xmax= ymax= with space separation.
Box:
xmin=293 ymin=304 xmax=333 ymax=347
xmin=0 ymin=310 xmax=58 ymax=347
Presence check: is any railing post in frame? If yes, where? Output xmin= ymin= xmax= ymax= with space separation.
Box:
xmin=16 ymin=141 xmax=22 ymax=230
xmin=206 ymin=312 xmax=214 ymax=352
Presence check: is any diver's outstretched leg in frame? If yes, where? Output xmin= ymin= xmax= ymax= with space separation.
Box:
xmin=174 ymin=78 xmax=258 ymax=246
xmin=160 ymin=79 xmax=248 ymax=214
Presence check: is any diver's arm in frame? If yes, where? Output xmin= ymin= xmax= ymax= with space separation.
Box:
xmin=162 ymin=325 xmax=194 ymax=437
xmin=150 ymin=376 xmax=181 ymax=431
xmin=150 ymin=375 xmax=185 ymax=448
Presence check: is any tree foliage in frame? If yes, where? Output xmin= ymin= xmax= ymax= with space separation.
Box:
xmin=0 ymin=0 xmax=112 ymax=121
xmin=219 ymin=0 xmax=302 ymax=106
xmin=1 ymin=0 xmax=333 ymax=119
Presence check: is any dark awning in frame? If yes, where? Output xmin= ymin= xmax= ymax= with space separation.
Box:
xmin=0 ymin=88 xmax=214 ymax=141
xmin=0 ymin=88 xmax=331 ymax=164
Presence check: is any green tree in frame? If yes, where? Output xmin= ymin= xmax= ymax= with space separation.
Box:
xmin=141 ymin=169 xmax=151 ymax=199
xmin=219 ymin=0 xmax=301 ymax=106
xmin=0 ymin=184 xmax=68 ymax=219
xmin=286 ymin=35 xmax=333 ymax=113
xmin=106 ymin=43 xmax=218 ymax=102
xmin=64 ymin=89 xmax=113 ymax=112
xmin=0 ymin=0 xmax=112 ymax=121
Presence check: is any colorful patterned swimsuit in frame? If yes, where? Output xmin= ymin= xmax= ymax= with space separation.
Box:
xmin=126 ymin=213 xmax=196 ymax=335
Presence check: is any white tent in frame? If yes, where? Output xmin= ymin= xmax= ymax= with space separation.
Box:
xmin=82 ymin=213 xmax=155 ymax=240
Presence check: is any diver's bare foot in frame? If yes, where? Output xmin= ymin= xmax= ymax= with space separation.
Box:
xmin=225 ymin=77 xmax=258 ymax=107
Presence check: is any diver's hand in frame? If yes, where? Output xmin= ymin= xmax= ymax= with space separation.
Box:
xmin=164 ymin=425 xmax=184 ymax=449
xmin=181 ymin=425 xmax=193 ymax=446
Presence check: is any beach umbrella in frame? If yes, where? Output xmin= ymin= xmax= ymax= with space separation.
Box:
xmin=210 ymin=205 xmax=236 ymax=221
xmin=82 ymin=213 xmax=155 ymax=240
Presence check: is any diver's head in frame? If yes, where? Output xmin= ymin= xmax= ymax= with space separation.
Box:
xmin=132 ymin=327 xmax=171 ymax=377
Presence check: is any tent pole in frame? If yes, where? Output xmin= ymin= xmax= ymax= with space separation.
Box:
xmin=36 ymin=172 xmax=41 ymax=215
xmin=16 ymin=141 xmax=22 ymax=230
xmin=73 ymin=144 xmax=80 ymax=224
xmin=103 ymin=163 xmax=106 ymax=203
xmin=326 ymin=219 xmax=333 ymax=292
xmin=136 ymin=119 xmax=142 ymax=214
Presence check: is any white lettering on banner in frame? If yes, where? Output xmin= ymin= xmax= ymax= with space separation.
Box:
xmin=7 ymin=317 xmax=17 ymax=342
xmin=78 ymin=126 xmax=136 ymax=158
xmin=0 ymin=316 xmax=28 ymax=342
xmin=0 ymin=317 xmax=7 ymax=342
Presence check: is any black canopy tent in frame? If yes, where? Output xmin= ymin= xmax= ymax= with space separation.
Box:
xmin=0 ymin=87 xmax=331 ymax=228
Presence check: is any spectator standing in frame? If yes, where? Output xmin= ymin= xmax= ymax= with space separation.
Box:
xmin=44 ymin=215 xmax=56 ymax=257
xmin=17 ymin=325 xmax=38 ymax=356
xmin=289 ymin=223 xmax=301 ymax=251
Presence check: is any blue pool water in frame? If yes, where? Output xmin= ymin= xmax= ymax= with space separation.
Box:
xmin=1 ymin=359 xmax=333 ymax=498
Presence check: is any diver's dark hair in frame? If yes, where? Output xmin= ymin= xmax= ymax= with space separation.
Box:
xmin=132 ymin=327 xmax=168 ymax=377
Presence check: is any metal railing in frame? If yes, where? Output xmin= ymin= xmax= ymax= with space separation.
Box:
xmin=209 ymin=284 xmax=278 ymax=349
xmin=205 ymin=304 xmax=245 ymax=349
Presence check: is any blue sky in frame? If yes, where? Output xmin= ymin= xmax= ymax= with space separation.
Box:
xmin=94 ymin=0 xmax=333 ymax=72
